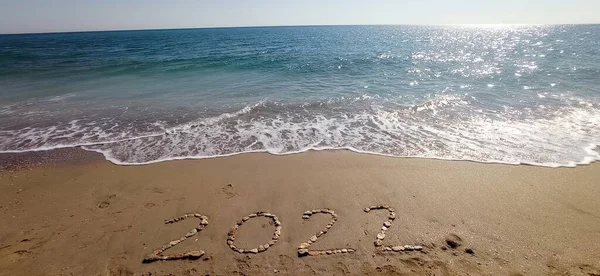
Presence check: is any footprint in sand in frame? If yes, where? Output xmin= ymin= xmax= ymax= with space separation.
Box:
xmin=222 ymin=183 xmax=238 ymax=199
xmin=444 ymin=233 xmax=463 ymax=249
xmin=98 ymin=194 xmax=116 ymax=209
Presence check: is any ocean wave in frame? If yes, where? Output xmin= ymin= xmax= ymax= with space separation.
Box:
xmin=1 ymin=94 xmax=599 ymax=167
xmin=78 ymin=97 xmax=599 ymax=167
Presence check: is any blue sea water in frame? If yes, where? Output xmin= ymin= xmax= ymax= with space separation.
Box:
xmin=1 ymin=25 xmax=599 ymax=166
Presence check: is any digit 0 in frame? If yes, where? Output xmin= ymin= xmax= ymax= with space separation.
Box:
xmin=227 ymin=212 xmax=282 ymax=254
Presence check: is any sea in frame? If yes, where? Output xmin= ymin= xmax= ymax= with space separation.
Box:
xmin=1 ymin=25 xmax=599 ymax=167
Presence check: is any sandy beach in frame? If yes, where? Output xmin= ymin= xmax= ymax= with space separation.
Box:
xmin=1 ymin=149 xmax=600 ymax=276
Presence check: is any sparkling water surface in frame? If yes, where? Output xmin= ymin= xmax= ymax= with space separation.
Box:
xmin=1 ymin=25 xmax=599 ymax=166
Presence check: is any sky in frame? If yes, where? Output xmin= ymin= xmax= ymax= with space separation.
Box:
xmin=0 ymin=0 xmax=599 ymax=34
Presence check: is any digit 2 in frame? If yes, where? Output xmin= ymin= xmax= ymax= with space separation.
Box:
xmin=297 ymin=208 xmax=355 ymax=257
xmin=364 ymin=205 xmax=423 ymax=252
xmin=143 ymin=213 xmax=209 ymax=263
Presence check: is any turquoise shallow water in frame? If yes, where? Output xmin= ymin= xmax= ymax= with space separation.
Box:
xmin=0 ymin=25 xmax=599 ymax=166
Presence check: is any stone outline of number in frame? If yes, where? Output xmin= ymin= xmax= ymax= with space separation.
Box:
xmin=143 ymin=213 xmax=209 ymax=263
xmin=364 ymin=205 xmax=424 ymax=252
xmin=227 ymin=212 xmax=281 ymax=254
xmin=297 ymin=208 xmax=356 ymax=257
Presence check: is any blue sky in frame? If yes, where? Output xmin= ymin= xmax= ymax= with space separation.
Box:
xmin=1 ymin=0 xmax=599 ymax=34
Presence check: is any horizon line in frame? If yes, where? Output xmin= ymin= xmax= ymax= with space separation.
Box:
xmin=2 ymin=23 xmax=599 ymax=36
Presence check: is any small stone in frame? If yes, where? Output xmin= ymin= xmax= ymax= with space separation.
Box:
xmin=404 ymin=245 xmax=414 ymax=251
xmin=302 ymin=215 xmax=310 ymax=219
xmin=317 ymin=231 xmax=325 ymax=237
xmin=389 ymin=212 xmax=396 ymax=220
xmin=310 ymin=235 xmax=318 ymax=242
xmin=263 ymin=244 xmax=270 ymax=249
xmin=381 ymin=226 xmax=388 ymax=231
xmin=388 ymin=208 xmax=395 ymax=212
xmin=169 ymin=240 xmax=179 ymax=246
xmin=228 ymin=227 xmax=237 ymax=236
xmin=465 ymin=248 xmax=474 ymax=255
xmin=237 ymin=248 xmax=244 ymax=253
xmin=303 ymin=211 xmax=313 ymax=216
xmin=250 ymin=248 xmax=259 ymax=254
xmin=308 ymin=250 xmax=321 ymax=256
xmin=441 ymin=246 xmax=447 ymax=250
xmin=326 ymin=250 xmax=333 ymax=255
xmin=249 ymin=213 xmax=257 ymax=218
xmin=187 ymin=250 xmax=204 ymax=260
xmin=298 ymin=249 xmax=309 ymax=256
xmin=236 ymin=220 xmax=244 ymax=226
xmin=256 ymin=212 xmax=265 ymax=216
xmin=311 ymin=209 xmax=319 ymax=214
xmin=229 ymin=244 xmax=237 ymax=250
xmin=264 ymin=213 xmax=274 ymax=218
xmin=364 ymin=207 xmax=370 ymax=212
xmin=299 ymin=242 xmax=310 ymax=249
xmin=414 ymin=246 xmax=423 ymax=251
xmin=200 ymin=219 xmax=209 ymax=225
xmin=377 ymin=233 xmax=386 ymax=240
xmin=335 ymin=249 xmax=342 ymax=254
xmin=185 ymin=229 xmax=197 ymax=238
xmin=374 ymin=240 xmax=383 ymax=247
xmin=227 ymin=240 xmax=233 ymax=245
xmin=325 ymin=224 xmax=332 ymax=229
xmin=268 ymin=240 xmax=277 ymax=246
xmin=383 ymin=221 xmax=392 ymax=227
xmin=242 ymin=216 xmax=250 ymax=221
xmin=258 ymin=245 xmax=266 ymax=252
xmin=143 ymin=254 xmax=160 ymax=263
xmin=348 ymin=249 xmax=356 ymax=253
xmin=392 ymin=246 xmax=404 ymax=252
xmin=341 ymin=249 xmax=348 ymax=253
xmin=274 ymin=220 xmax=282 ymax=226
xmin=385 ymin=247 xmax=393 ymax=251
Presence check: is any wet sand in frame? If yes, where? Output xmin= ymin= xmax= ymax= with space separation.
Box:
xmin=1 ymin=149 xmax=600 ymax=276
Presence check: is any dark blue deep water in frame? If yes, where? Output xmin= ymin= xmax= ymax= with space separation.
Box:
xmin=1 ymin=25 xmax=599 ymax=166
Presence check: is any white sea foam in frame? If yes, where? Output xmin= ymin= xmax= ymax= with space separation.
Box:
xmin=1 ymin=92 xmax=598 ymax=167
xmin=2 ymin=95 xmax=599 ymax=168
xmin=66 ymin=96 xmax=600 ymax=167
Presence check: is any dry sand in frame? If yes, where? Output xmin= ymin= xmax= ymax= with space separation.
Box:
xmin=1 ymin=149 xmax=600 ymax=276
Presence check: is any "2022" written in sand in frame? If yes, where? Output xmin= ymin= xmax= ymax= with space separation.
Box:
xmin=142 ymin=204 xmax=423 ymax=263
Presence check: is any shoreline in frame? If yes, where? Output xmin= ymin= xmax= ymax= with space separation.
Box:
xmin=2 ymin=142 xmax=599 ymax=169
xmin=1 ymin=149 xmax=600 ymax=275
